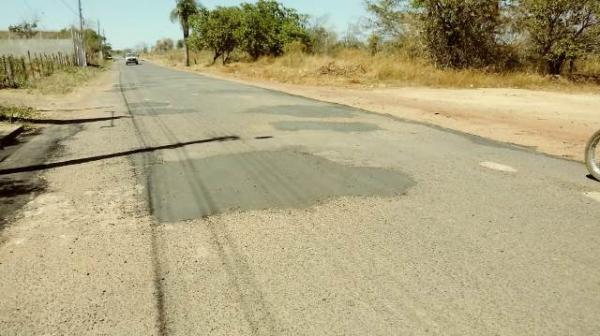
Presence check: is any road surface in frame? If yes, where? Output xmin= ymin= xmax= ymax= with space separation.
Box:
xmin=1 ymin=62 xmax=599 ymax=335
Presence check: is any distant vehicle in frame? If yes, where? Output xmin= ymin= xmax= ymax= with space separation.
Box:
xmin=585 ymin=130 xmax=600 ymax=181
xmin=125 ymin=53 xmax=139 ymax=65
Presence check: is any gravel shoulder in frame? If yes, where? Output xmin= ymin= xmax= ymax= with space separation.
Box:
xmin=0 ymin=67 xmax=159 ymax=334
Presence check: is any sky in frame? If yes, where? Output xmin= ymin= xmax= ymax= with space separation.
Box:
xmin=1 ymin=0 xmax=367 ymax=50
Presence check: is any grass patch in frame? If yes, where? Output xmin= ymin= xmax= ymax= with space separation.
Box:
xmin=148 ymin=49 xmax=600 ymax=92
xmin=25 ymin=63 xmax=108 ymax=95
xmin=0 ymin=105 xmax=37 ymax=122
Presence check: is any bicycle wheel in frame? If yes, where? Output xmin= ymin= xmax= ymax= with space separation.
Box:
xmin=585 ymin=129 xmax=600 ymax=181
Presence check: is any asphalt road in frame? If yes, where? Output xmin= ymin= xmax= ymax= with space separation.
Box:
xmin=1 ymin=61 xmax=600 ymax=335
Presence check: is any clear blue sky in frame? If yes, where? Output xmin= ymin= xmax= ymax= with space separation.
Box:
xmin=1 ymin=0 xmax=367 ymax=49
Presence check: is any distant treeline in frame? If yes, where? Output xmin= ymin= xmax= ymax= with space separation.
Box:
xmin=160 ymin=0 xmax=599 ymax=76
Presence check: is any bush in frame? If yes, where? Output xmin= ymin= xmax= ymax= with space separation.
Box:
xmin=514 ymin=0 xmax=600 ymax=75
xmin=413 ymin=0 xmax=504 ymax=69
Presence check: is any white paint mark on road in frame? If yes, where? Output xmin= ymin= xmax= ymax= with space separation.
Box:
xmin=584 ymin=192 xmax=600 ymax=203
xmin=480 ymin=161 xmax=518 ymax=173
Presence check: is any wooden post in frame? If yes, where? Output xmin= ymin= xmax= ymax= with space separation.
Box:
xmin=21 ymin=57 xmax=28 ymax=84
xmin=27 ymin=51 xmax=33 ymax=78
xmin=38 ymin=54 xmax=44 ymax=76
xmin=1 ymin=56 xmax=6 ymax=87
xmin=6 ymin=56 xmax=15 ymax=87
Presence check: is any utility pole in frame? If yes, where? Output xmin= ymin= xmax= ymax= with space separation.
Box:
xmin=97 ymin=20 xmax=103 ymax=60
xmin=78 ymin=0 xmax=87 ymax=66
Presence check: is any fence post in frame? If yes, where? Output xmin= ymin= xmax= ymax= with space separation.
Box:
xmin=6 ymin=56 xmax=15 ymax=88
xmin=21 ymin=57 xmax=28 ymax=84
xmin=37 ymin=54 xmax=43 ymax=77
xmin=1 ymin=56 xmax=5 ymax=87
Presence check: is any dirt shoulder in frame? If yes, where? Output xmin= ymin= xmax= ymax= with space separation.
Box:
xmin=147 ymin=57 xmax=600 ymax=162
xmin=0 ymin=65 xmax=116 ymax=120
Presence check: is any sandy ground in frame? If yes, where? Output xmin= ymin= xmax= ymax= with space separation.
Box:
xmin=148 ymin=58 xmax=600 ymax=161
xmin=0 ymin=67 xmax=160 ymax=334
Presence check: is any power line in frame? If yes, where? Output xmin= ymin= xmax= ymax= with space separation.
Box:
xmin=56 ymin=0 xmax=79 ymax=17
xmin=22 ymin=0 xmax=34 ymax=13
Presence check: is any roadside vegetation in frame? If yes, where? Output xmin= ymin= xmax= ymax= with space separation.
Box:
xmin=25 ymin=65 xmax=107 ymax=95
xmin=1 ymin=20 xmax=113 ymax=94
xmin=0 ymin=105 xmax=37 ymax=122
xmin=150 ymin=0 xmax=600 ymax=90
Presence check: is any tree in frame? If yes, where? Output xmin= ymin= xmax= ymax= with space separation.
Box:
xmin=8 ymin=20 xmax=38 ymax=39
xmin=84 ymin=29 xmax=104 ymax=58
xmin=306 ymin=17 xmax=339 ymax=54
xmin=340 ymin=22 xmax=366 ymax=49
xmin=155 ymin=38 xmax=175 ymax=53
xmin=412 ymin=0 xmax=504 ymax=69
xmin=513 ymin=0 xmax=600 ymax=75
xmin=189 ymin=7 xmax=243 ymax=64
xmin=368 ymin=33 xmax=381 ymax=55
xmin=364 ymin=0 xmax=407 ymax=40
xmin=170 ymin=0 xmax=201 ymax=66
xmin=239 ymin=0 xmax=309 ymax=60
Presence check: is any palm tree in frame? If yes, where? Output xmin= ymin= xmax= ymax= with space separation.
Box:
xmin=170 ymin=0 xmax=200 ymax=67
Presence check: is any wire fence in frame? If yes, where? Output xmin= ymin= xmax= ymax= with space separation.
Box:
xmin=0 ymin=51 xmax=77 ymax=89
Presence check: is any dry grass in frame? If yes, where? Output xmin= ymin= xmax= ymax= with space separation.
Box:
xmin=0 ymin=105 xmax=37 ymax=121
xmin=25 ymin=64 xmax=106 ymax=95
xmin=147 ymin=49 xmax=600 ymax=91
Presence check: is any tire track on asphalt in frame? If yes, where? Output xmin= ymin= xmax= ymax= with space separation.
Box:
xmin=120 ymin=64 xmax=280 ymax=335
xmin=118 ymin=66 xmax=168 ymax=336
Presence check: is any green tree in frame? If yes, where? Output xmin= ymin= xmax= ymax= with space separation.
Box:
xmin=364 ymin=0 xmax=407 ymax=39
xmin=412 ymin=0 xmax=504 ymax=69
xmin=306 ymin=22 xmax=338 ymax=54
xmin=239 ymin=0 xmax=309 ymax=60
xmin=513 ymin=0 xmax=600 ymax=75
xmin=84 ymin=29 xmax=104 ymax=56
xmin=170 ymin=0 xmax=201 ymax=66
xmin=189 ymin=6 xmax=243 ymax=64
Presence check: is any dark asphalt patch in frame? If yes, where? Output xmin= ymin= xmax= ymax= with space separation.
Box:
xmin=272 ymin=121 xmax=381 ymax=133
xmin=246 ymin=104 xmax=356 ymax=118
xmin=0 ymin=125 xmax=80 ymax=232
xmin=127 ymin=102 xmax=197 ymax=116
xmin=148 ymin=150 xmax=414 ymax=222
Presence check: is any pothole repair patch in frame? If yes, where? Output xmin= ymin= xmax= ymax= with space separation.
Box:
xmin=273 ymin=121 xmax=381 ymax=133
xmin=480 ymin=161 xmax=518 ymax=173
xmin=147 ymin=150 xmax=415 ymax=222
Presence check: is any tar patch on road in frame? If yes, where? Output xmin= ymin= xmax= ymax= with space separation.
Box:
xmin=272 ymin=121 xmax=381 ymax=133
xmin=246 ymin=104 xmax=356 ymax=118
xmin=0 ymin=176 xmax=47 ymax=230
xmin=149 ymin=150 xmax=414 ymax=222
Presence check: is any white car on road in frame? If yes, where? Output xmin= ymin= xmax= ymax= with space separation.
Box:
xmin=125 ymin=53 xmax=139 ymax=65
